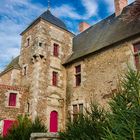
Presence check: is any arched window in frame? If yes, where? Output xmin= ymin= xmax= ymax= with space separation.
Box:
xmin=50 ymin=111 xmax=58 ymax=132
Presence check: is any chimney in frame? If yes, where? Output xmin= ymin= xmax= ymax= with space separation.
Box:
xmin=114 ymin=0 xmax=128 ymax=16
xmin=79 ymin=22 xmax=90 ymax=32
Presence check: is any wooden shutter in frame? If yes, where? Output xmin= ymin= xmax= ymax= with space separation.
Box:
xmin=9 ymin=93 xmax=17 ymax=106
xmin=52 ymin=72 xmax=58 ymax=86
xmin=53 ymin=43 xmax=59 ymax=57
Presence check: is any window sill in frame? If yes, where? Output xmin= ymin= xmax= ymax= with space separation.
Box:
xmin=5 ymin=106 xmax=19 ymax=109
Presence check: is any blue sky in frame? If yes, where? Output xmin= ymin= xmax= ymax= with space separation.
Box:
xmin=0 ymin=0 xmax=134 ymax=71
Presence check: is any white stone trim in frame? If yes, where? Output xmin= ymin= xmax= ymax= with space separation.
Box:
xmin=4 ymin=90 xmax=20 ymax=108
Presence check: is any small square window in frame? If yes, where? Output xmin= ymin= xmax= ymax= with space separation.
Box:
xmin=75 ymin=65 xmax=81 ymax=73
xmin=39 ymin=42 xmax=42 ymax=47
xmin=52 ymin=71 xmax=58 ymax=86
xmin=9 ymin=93 xmax=17 ymax=107
xmin=53 ymin=43 xmax=59 ymax=57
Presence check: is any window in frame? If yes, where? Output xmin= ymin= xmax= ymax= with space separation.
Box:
xmin=73 ymin=104 xmax=83 ymax=121
xmin=53 ymin=43 xmax=59 ymax=57
xmin=52 ymin=71 xmax=58 ymax=86
xmin=23 ymin=66 xmax=27 ymax=76
xmin=73 ymin=105 xmax=78 ymax=120
xmin=133 ymin=42 xmax=140 ymax=70
xmin=27 ymin=38 xmax=30 ymax=47
xmin=39 ymin=42 xmax=42 ymax=47
xmin=79 ymin=104 xmax=84 ymax=114
xmin=9 ymin=93 xmax=17 ymax=106
xmin=75 ymin=65 xmax=81 ymax=86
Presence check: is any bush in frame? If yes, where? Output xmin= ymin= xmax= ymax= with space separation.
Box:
xmin=3 ymin=115 xmax=47 ymax=140
xmin=103 ymin=69 xmax=140 ymax=140
xmin=60 ymin=69 xmax=140 ymax=140
xmin=60 ymin=104 xmax=107 ymax=140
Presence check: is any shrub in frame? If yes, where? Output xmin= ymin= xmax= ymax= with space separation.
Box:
xmin=3 ymin=115 xmax=47 ymax=140
xmin=60 ymin=104 xmax=107 ymax=140
xmin=103 ymin=69 xmax=140 ymax=140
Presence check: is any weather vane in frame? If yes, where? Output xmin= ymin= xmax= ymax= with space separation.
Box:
xmin=48 ymin=0 xmax=50 ymax=10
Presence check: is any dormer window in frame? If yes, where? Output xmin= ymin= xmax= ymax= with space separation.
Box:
xmin=53 ymin=43 xmax=59 ymax=57
xmin=133 ymin=42 xmax=140 ymax=70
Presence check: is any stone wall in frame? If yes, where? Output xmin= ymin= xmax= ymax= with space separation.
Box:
xmin=0 ymin=84 xmax=28 ymax=120
xmin=30 ymin=133 xmax=60 ymax=140
xmin=0 ymin=69 xmax=20 ymax=86
xmin=20 ymin=19 xmax=74 ymax=131
xmin=66 ymin=40 xmax=137 ymax=118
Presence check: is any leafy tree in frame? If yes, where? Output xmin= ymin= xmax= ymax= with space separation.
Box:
xmin=60 ymin=104 xmax=107 ymax=140
xmin=103 ymin=69 xmax=140 ymax=140
xmin=3 ymin=115 xmax=47 ymax=140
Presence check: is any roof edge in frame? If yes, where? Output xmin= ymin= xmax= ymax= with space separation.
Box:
xmin=0 ymin=66 xmax=21 ymax=77
xmin=63 ymin=32 xmax=140 ymax=66
xmin=20 ymin=17 xmax=75 ymax=36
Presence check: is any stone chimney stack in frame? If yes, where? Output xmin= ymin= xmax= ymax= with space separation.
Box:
xmin=79 ymin=22 xmax=90 ymax=32
xmin=114 ymin=0 xmax=128 ymax=16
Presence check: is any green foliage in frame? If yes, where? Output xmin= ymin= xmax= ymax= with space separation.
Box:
xmin=60 ymin=104 xmax=107 ymax=140
xmin=60 ymin=69 xmax=140 ymax=140
xmin=3 ymin=115 xmax=47 ymax=140
xmin=103 ymin=69 xmax=140 ymax=140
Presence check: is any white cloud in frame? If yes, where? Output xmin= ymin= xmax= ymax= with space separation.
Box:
xmin=52 ymin=5 xmax=82 ymax=19
xmin=0 ymin=0 xmax=46 ymax=71
xmin=0 ymin=0 xmax=99 ymax=71
xmin=52 ymin=0 xmax=98 ymax=20
xmin=81 ymin=0 xmax=98 ymax=18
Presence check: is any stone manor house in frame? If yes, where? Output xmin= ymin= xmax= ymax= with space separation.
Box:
xmin=0 ymin=0 xmax=140 ymax=136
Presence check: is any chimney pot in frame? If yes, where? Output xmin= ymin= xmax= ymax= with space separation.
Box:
xmin=114 ymin=0 xmax=128 ymax=16
xmin=79 ymin=22 xmax=90 ymax=32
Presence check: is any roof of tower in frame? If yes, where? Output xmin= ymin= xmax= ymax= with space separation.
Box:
xmin=64 ymin=2 xmax=140 ymax=65
xmin=0 ymin=56 xmax=20 ymax=76
xmin=21 ymin=10 xmax=72 ymax=35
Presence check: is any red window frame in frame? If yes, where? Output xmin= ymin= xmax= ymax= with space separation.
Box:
xmin=52 ymin=71 xmax=58 ymax=86
xmin=9 ymin=93 xmax=17 ymax=106
xmin=133 ymin=42 xmax=140 ymax=70
xmin=75 ymin=65 xmax=81 ymax=86
xmin=53 ymin=43 xmax=59 ymax=57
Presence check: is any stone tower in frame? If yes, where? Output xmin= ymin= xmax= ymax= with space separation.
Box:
xmin=19 ymin=10 xmax=74 ymax=131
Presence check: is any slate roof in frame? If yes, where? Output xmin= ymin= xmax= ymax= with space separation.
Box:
xmin=64 ymin=3 xmax=140 ymax=65
xmin=21 ymin=10 xmax=72 ymax=35
xmin=0 ymin=56 xmax=20 ymax=76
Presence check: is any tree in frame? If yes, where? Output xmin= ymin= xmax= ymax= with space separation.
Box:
xmin=103 ymin=69 xmax=140 ymax=140
xmin=60 ymin=69 xmax=140 ymax=140
xmin=3 ymin=115 xmax=47 ymax=140
xmin=60 ymin=104 xmax=107 ymax=140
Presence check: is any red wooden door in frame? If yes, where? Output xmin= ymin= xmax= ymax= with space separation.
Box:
xmin=50 ymin=111 xmax=58 ymax=132
xmin=3 ymin=120 xmax=14 ymax=136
